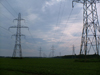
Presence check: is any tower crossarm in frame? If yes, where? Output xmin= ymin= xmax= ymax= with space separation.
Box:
xmin=14 ymin=18 xmax=25 ymax=20
xmin=11 ymin=34 xmax=16 ymax=37
xmin=73 ymin=0 xmax=84 ymax=3
xmin=72 ymin=0 xmax=100 ymax=7
xmin=21 ymin=26 xmax=29 ymax=30
xmin=11 ymin=34 xmax=25 ymax=36
xmin=8 ymin=26 xmax=29 ymax=29
xmin=13 ymin=18 xmax=25 ymax=22
xmin=9 ymin=26 xmax=17 ymax=30
xmin=73 ymin=0 xmax=100 ymax=3
xmin=11 ymin=34 xmax=26 ymax=38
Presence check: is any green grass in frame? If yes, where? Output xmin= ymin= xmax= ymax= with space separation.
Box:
xmin=0 ymin=58 xmax=100 ymax=75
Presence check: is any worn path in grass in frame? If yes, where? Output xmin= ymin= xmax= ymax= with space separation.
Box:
xmin=0 ymin=58 xmax=100 ymax=75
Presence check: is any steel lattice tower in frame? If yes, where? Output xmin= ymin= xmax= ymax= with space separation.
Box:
xmin=51 ymin=45 xmax=55 ymax=57
xmin=72 ymin=0 xmax=100 ymax=56
xmin=39 ymin=47 xmax=42 ymax=57
xmin=72 ymin=45 xmax=75 ymax=55
xmin=9 ymin=13 xmax=29 ymax=58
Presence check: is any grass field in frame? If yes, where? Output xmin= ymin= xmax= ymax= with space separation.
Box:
xmin=0 ymin=58 xmax=100 ymax=75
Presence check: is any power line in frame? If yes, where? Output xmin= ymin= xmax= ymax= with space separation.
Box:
xmin=52 ymin=8 xmax=82 ymax=55
xmin=52 ymin=0 xmax=62 ymax=46
xmin=60 ymin=7 xmax=83 ymax=53
xmin=21 ymin=36 xmax=37 ymax=51
xmin=58 ymin=1 xmax=66 ymax=24
xmin=56 ymin=8 xmax=74 ymax=46
xmin=0 ymin=1 xmax=16 ymax=18
xmin=53 ymin=1 xmax=77 ymax=47
xmin=52 ymin=7 xmax=75 ymax=54
xmin=0 ymin=13 xmax=12 ymax=20
xmin=0 ymin=25 xmax=17 ymax=43
xmin=52 ymin=2 xmax=80 ymax=54
xmin=4 ymin=0 xmax=18 ymax=14
xmin=52 ymin=0 xmax=67 ymax=51
xmin=28 ymin=30 xmax=36 ymax=44
xmin=55 ymin=4 xmax=82 ymax=54
xmin=21 ymin=41 xmax=33 ymax=50
xmin=55 ymin=0 xmax=62 ymax=28
xmin=0 ymin=25 xmax=13 ymax=34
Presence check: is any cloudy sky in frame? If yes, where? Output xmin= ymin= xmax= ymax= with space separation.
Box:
xmin=0 ymin=0 xmax=100 ymax=57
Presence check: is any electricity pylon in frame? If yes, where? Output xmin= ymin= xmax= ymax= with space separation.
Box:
xmin=72 ymin=45 xmax=75 ymax=55
xmin=49 ymin=52 xmax=51 ymax=57
xmin=51 ymin=45 xmax=55 ymax=57
xmin=72 ymin=0 xmax=100 ymax=56
xmin=43 ymin=53 xmax=47 ymax=58
xmin=59 ymin=52 xmax=61 ymax=56
xmin=9 ymin=13 xmax=29 ymax=58
xmin=39 ymin=47 xmax=42 ymax=57
xmin=72 ymin=45 xmax=76 ymax=58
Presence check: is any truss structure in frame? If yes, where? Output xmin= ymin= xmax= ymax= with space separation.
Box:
xmin=72 ymin=0 xmax=100 ymax=55
xmin=9 ymin=13 xmax=29 ymax=58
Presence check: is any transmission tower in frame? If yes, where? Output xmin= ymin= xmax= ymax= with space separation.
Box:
xmin=39 ymin=47 xmax=42 ymax=57
xmin=72 ymin=45 xmax=76 ymax=58
xmin=59 ymin=52 xmax=61 ymax=56
xmin=9 ymin=13 xmax=29 ymax=58
xmin=43 ymin=53 xmax=47 ymax=58
xmin=49 ymin=52 xmax=51 ymax=57
xmin=51 ymin=45 xmax=55 ymax=57
xmin=72 ymin=0 xmax=100 ymax=56
xmin=72 ymin=45 xmax=75 ymax=55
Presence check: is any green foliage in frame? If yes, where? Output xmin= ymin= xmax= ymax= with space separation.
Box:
xmin=0 ymin=58 xmax=100 ymax=75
